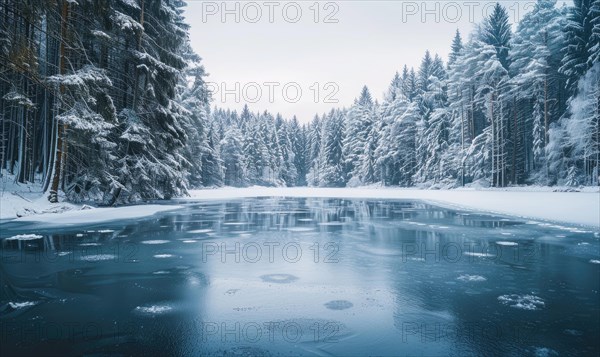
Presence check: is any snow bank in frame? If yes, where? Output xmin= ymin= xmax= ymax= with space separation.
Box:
xmin=0 ymin=189 xmax=78 ymax=220
xmin=186 ymin=187 xmax=600 ymax=228
xmin=12 ymin=204 xmax=183 ymax=226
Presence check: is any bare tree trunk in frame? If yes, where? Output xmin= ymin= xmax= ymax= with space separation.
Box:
xmin=48 ymin=0 xmax=68 ymax=203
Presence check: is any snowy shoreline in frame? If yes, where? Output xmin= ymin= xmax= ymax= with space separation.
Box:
xmin=185 ymin=186 xmax=600 ymax=229
xmin=1 ymin=185 xmax=598 ymax=228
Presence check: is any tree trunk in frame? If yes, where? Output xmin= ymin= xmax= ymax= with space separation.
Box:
xmin=48 ymin=0 xmax=69 ymax=203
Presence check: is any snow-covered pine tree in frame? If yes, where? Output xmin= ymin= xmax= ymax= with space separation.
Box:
xmin=342 ymin=86 xmax=376 ymax=186
xmin=316 ymin=110 xmax=346 ymax=187
xmin=448 ymin=30 xmax=463 ymax=67
xmin=560 ymin=0 xmax=598 ymax=95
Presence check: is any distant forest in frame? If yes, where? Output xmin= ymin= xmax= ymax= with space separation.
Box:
xmin=0 ymin=0 xmax=598 ymax=205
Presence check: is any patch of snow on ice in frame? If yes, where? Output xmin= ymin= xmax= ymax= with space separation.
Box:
xmin=498 ymin=294 xmax=545 ymax=310
xmin=464 ymin=252 xmax=495 ymax=258
xmin=153 ymin=254 xmax=175 ymax=259
xmin=133 ymin=304 xmax=173 ymax=315
xmin=589 ymin=259 xmax=600 ymax=264
xmin=533 ymin=347 xmax=558 ymax=357
xmin=188 ymin=229 xmax=213 ymax=234
xmin=98 ymin=230 xmax=114 ymax=233
xmin=457 ymin=274 xmax=487 ymax=282
xmin=4 ymin=234 xmax=43 ymax=241
xmin=141 ymin=240 xmax=170 ymax=245
xmin=14 ymin=205 xmax=182 ymax=226
xmin=80 ymin=254 xmax=116 ymax=262
xmin=495 ymin=241 xmax=518 ymax=246
xmin=9 ymin=301 xmax=37 ymax=309
xmin=407 ymin=257 xmax=425 ymax=262
xmin=286 ymin=227 xmax=315 ymax=232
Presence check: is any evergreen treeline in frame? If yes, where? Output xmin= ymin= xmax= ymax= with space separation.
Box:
xmin=208 ymin=1 xmax=599 ymax=189
xmin=1 ymin=1 xmax=599 ymax=205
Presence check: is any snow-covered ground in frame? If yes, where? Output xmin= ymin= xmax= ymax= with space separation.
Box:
xmin=0 ymin=180 xmax=78 ymax=220
xmin=12 ymin=204 xmax=183 ymax=226
xmin=186 ymin=186 xmax=600 ymax=228
xmin=0 ymin=180 xmax=181 ymax=225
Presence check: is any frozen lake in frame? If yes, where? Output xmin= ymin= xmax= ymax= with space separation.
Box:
xmin=1 ymin=198 xmax=599 ymax=356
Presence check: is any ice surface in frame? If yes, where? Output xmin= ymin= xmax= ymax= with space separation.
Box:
xmin=141 ymin=240 xmax=170 ymax=245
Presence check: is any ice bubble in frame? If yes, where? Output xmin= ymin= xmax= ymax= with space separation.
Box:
xmin=324 ymin=300 xmax=354 ymax=310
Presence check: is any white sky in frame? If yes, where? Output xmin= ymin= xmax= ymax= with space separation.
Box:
xmin=184 ymin=0 xmax=567 ymax=122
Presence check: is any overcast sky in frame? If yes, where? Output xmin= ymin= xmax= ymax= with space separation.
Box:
xmin=185 ymin=0 xmax=567 ymax=122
